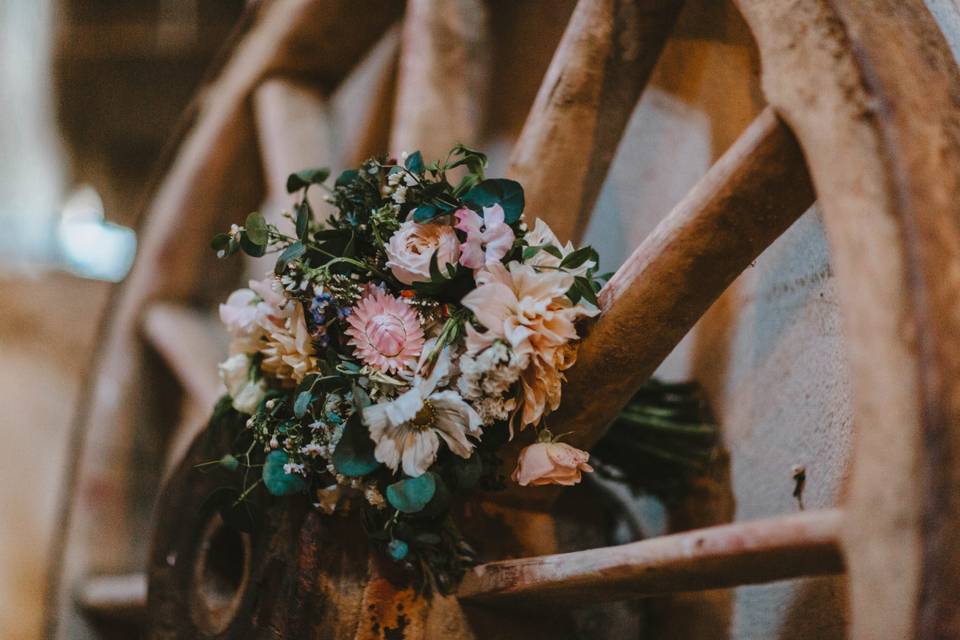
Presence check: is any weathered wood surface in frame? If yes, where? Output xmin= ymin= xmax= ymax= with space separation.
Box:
xmin=146 ymin=423 xmax=641 ymax=639
xmin=54 ymin=0 xmax=960 ymax=638
xmin=390 ymin=0 xmax=490 ymax=160
xmin=734 ymin=1 xmax=960 ymax=638
xmin=541 ymin=107 xmax=814 ymax=465
xmin=76 ymin=573 xmax=147 ymax=623
xmin=458 ymin=508 xmax=843 ymax=606
xmin=141 ymin=303 xmax=225 ymax=410
xmin=508 ymin=0 xmax=684 ymax=245
xmin=253 ymin=78 xmax=335 ymax=208
xmin=46 ymin=3 xmax=401 ymax=637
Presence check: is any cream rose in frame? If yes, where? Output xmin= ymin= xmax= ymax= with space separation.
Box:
xmin=385 ymin=220 xmax=460 ymax=285
xmin=218 ymin=353 xmax=267 ymax=414
xmin=511 ymin=441 xmax=594 ymax=486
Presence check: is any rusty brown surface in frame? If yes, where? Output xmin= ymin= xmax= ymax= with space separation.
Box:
xmin=147 ymin=423 xmax=641 ymax=639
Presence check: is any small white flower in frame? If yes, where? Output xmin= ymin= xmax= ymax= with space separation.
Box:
xmin=283 ymin=462 xmax=305 ymax=475
xmin=363 ymin=348 xmax=482 ymax=477
xmin=301 ymin=443 xmax=324 ymax=457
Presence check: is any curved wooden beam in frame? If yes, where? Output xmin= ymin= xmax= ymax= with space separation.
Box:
xmin=508 ymin=0 xmax=684 ymax=245
xmin=734 ymin=1 xmax=960 ymax=638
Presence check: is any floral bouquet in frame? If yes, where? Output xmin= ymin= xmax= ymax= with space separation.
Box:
xmin=207 ymin=145 xmax=611 ymax=587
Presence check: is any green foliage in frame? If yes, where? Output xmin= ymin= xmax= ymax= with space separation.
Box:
xmin=286 ymin=167 xmax=330 ymax=193
xmin=332 ymin=413 xmax=380 ymax=477
xmin=274 ymin=241 xmax=306 ymax=276
xmin=592 ymin=379 xmax=717 ymax=503
xmin=294 ymin=390 xmax=313 ymax=418
xmin=295 ymin=200 xmax=312 ymax=241
xmin=262 ymin=450 xmax=308 ymax=496
xmin=462 ymin=179 xmax=525 ymax=222
xmin=245 ymin=212 xmax=268 ymax=245
xmin=386 ymin=472 xmax=437 ymax=513
xmin=404 ymin=150 xmax=424 ymax=174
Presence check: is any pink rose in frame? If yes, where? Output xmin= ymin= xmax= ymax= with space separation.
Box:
xmin=511 ymin=441 xmax=594 ymax=486
xmin=385 ymin=220 xmax=461 ymax=285
xmin=454 ymin=204 xmax=515 ymax=270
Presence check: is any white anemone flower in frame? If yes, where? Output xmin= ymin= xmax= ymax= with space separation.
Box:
xmin=363 ymin=348 xmax=482 ymax=477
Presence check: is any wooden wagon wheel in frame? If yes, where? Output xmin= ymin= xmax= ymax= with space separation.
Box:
xmin=46 ymin=0 xmax=960 ymax=638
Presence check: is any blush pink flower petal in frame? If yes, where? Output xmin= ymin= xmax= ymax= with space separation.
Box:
xmin=511 ymin=441 xmax=594 ymax=486
xmin=345 ymin=290 xmax=425 ymax=374
xmin=454 ymin=204 xmax=515 ymax=270
xmin=385 ymin=220 xmax=460 ymax=285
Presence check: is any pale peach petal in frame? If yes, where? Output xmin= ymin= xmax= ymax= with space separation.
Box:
xmin=386 ymin=220 xmax=460 ymax=284
xmin=512 ymin=442 xmax=593 ymax=486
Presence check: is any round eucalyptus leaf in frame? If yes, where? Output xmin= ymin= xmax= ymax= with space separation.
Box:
xmin=262 ymin=450 xmax=307 ymax=496
xmin=386 ymin=472 xmax=437 ymax=514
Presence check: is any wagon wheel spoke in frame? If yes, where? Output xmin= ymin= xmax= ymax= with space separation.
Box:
xmin=254 ymin=78 xmax=335 ymax=208
xmin=139 ymin=303 xmax=227 ymax=472
xmin=334 ymin=28 xmax=401 ymax=168
xmin=558 ymin=106 xmax=814 ymax=452
xmin=389 ymin=0 xmax=490 ymax=158
xmin=508 ymin=0 xmax=684 ymax=245
xmin=140 ymin=303 xmax=225 ymax=410
xmin=458 ymin=508 xmax=843 ymax=606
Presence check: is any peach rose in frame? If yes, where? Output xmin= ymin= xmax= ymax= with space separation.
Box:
xmin=512 ymin=441 xmax=594 ymax=486
xmin=385 ymin=220 xmax=460 ymax=285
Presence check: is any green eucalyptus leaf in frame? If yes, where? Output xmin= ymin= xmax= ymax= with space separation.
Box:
xmin=462 ymin=179 xmax=525 ymax=223
xmin=294 ymin=391 xmax=313 ymax=418
xmin=262 ymin=450 xmax=308 ymax=496
xmin=404 ymin=150 xmax=424 ymax=174
xmin=386 ymin=472 xmax=437 ymax=514
xmin=245 ymin=212 xmax=268 ymax=245
xmin=335 ymin=169 xmax=359 ymax=188
xmin=274 ymin=241 xmax=306 ymax=275
xmin=286 ymin=167 xmax=330 ymax=193
xmin=332 ymin=413 xmax=380 ymax=477
xmin=295 ymin=201 xmax=312 ymax=241
xmin=239 ymin=232 xmax=266 ymax=257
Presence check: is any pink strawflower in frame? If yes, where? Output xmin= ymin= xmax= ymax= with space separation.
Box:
xmin=455 ymin=204 xmax=515 ymax=270
xmin=345 ymin=290 xmax=425 ymax=374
